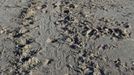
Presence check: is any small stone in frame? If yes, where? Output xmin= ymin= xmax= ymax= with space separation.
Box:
xmin=114 ymin=58 xmax=121 ymax=67
xmin=70 ymin=44 xmax=78 ymax=49
xmin=52 ymin=3 xmax=57 ymax=8
xmin=64 ymin=9 xmax=69 ymax=14
xmin=123 ymin=22 xmax=130 ymax=28
xmin=41 ymin=4 xmax=47 ymax=9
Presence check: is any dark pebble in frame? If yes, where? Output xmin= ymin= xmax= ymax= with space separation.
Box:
xmin=70 ymin=44 xmax=77 ymax=49
xmin=64 ymin=9 xmax=69 ymax=14
xmin=26 ymin=38 xmax=34 ymax=44
xmin=69 ymin=4 xmax=75 ymax=8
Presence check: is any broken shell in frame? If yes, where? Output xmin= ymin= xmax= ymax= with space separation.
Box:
xmin=0 ymin=26 xmax=6 ymax=34
xmin=22 ymin=44 xmax=32 ymax=54
xmin=84 ymin=68 xmax=92 ymax=75
xmin=46 ymin=38 xmax=58 ymax=43
xmin=30 ymin=70 xmax=41 ymax=75
xmin=18 ymin=38 xmax=26 ymax=45
xmin=66 ymin=37 xmax=72 ymax=43
xmin=123 ymin=29 xmax=131 ymax=38
xmin=25 ymin=9 xmax=36 ymax=18
xmin=23 ymin=44 xmax=32 ymax=49
xmin=64 ymin=74 xmax=69 ymax=75
xmin=66 ymin=64 xmax=73 ymax=69
xmin=132 ymin=61 xmax=134 ymax=66
xmin=0 ymin=30 xmax=4 ymax=34
xmin=93 ymin=68 xmax=101 ymax=75
xmin=43 ymin=59 xmax=53 ymax=66
xmin=36 ymin=6 xmax=42 ymax=10
xmin=46 ymin=38 xmax=52 ymax=43
xmin=90 ymin=53 xmax=95 ymax=58
xmin=28 ymin=57 xmax=39 ymax=65
xmin=43 ymin=59 xmax=49 ymax=66
xmin=19 ymin=27 xmax=28 ymax=33
xmin=86 ymin=30 xmax=92 ymax=37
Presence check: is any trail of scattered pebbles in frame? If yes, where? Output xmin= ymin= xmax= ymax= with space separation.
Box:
xmin=0 ymin=0 xmax=134 ymax=75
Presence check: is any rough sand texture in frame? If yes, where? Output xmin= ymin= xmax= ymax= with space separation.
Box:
xmin=0 ymin=0 xmax=134 ymax=75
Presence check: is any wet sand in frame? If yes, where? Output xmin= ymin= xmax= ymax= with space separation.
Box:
xmin=0 ymin=0 xmax=134 ymax=75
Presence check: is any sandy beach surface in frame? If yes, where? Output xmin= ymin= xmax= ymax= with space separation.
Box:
xmin=0 ymin=0 xmax=134 ymax=75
